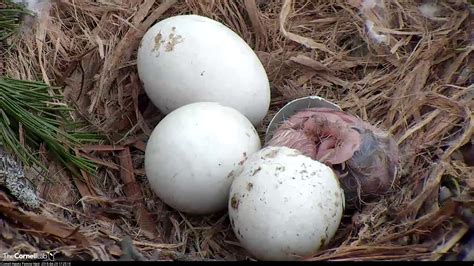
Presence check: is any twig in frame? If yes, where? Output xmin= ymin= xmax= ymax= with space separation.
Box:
xmin=118 ymin=147 xmax=158 ymax=240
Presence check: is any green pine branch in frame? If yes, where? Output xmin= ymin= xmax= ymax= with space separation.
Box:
xmin=0 ymin=78 xmax=101 ymax=177
xmin=0 ymin=0 xmax=30 ymax=41
xmin=1 ymin=1 xmax=101 ymax=178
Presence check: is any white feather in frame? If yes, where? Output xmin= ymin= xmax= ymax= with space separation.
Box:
xmin=418 ymin=3 xmax=440 ymax=19
xmin=365 ymin=20 xmax=387 ymax=44
xmin=361 ymin=0 xmax=381 ymax=10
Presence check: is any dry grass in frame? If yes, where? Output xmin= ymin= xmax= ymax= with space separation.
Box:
xmin=1 ymin=0 xmax=473 ymax=261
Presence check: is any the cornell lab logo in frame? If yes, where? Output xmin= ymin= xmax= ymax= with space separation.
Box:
xmin=2 ymin=251 xmax=57 ymax=261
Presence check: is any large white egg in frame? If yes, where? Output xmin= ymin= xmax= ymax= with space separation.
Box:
xmin=228 ymin=146 xmax=345 ymax=261
xmin=145 ymin=102 xmax=261 ymax=214
xmin=137 ymin=15 xmax=271 ymax=126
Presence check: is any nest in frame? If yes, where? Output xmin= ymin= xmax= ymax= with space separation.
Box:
xmin=1 ymin=0 xmax=473 ymax=261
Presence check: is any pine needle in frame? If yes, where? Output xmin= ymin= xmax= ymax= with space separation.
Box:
xmin=0 ymin=77 xmax=99 ymax=176
xmin=1 ymin=1 xmax=99 ymax=178
xmin=0 ymin=0 xmax=30 ymax=41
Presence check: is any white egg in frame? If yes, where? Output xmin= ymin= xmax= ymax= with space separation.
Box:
xmin=228 ymin=146 xmax=345 ymax=261
xmin=137 ymin=14 xmax=271 ymax=126
xmin=145 ymin=102 xmax=261 ymax=214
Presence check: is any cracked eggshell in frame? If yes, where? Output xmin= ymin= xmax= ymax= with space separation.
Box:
xmin=145 ymin=102 xmax=261 ymax=215
xmin=264 ymin=96 xmax=341 ymax=143
xmin=228 ymin=146 xmax=345 ymax=261
xmin=137 ymin=15 xmax=271 ymax=126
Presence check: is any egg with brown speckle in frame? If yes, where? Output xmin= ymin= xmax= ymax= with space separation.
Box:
xmin=137 ymin=15 xmax=271 ymax=126
xmin=228 ymin=146 xmax=345 ymax=261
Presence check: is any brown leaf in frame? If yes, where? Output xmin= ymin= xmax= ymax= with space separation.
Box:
xmin=0 ymin=192 xmax=91 ymax=247
xmin=132 ymin=0 xmax=155 ymax=26
xmin=119 ymin=147 xmax=158 ymax=240
xmin=39 ymin=164 xmax=78 ymax=207
xmin=132 ymin=141 xmax=147 ymax=152
xmin=80 ymin=145 xmax=125 ymax=153
xmin=79 ymin=152 xmax=120 ymax=170
xmin=290 ymin=55 xmax=333 ymax=73
xmin=70 ymin=150 xmax=106 ymax=208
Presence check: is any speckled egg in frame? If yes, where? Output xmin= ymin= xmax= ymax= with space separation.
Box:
xmin=137 ymin=15 xmax=271 ymax=126
xmin=228 ymin=146 xmax=345 ymax=261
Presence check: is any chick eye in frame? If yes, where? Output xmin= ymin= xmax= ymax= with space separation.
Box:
xmin=350 ymin=126 xmax=364 ymax=134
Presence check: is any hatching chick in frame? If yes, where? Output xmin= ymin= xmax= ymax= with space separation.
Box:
xmin=266 ymin=107 xmax=400 ymax=208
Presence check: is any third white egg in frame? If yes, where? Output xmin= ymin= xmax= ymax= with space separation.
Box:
xmin=145 ymin=102 xmax=261 ymax=215
xmin=228 ymin=146 xmax=345 ymax=261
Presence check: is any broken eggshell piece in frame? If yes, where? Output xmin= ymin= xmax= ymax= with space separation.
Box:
xmin=265 ymin=96 xmax=341 ymax=143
